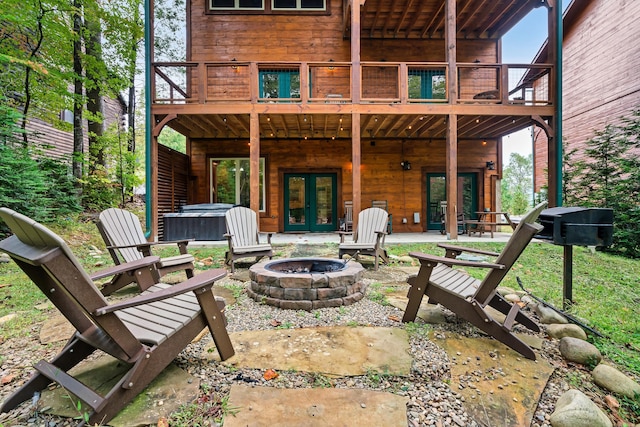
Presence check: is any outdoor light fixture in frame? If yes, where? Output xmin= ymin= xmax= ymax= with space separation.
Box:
xmin=401 ymin=160 xmax=411 ymax=170
xmin=486 ymin=161 xmax=496 ymax=170
xmin=328 ymin=59 xmax=335 ymax=70
xmin=231 ymin=58 xmax=238 ymax=70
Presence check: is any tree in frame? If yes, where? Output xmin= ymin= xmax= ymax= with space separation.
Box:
xmin=564 ymin=108 xmax=640 ymax=258
xmin=501 ymin=152 xmax=533 ymax=215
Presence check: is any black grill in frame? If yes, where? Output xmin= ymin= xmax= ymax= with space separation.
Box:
xmin=535 ymin=206 xmax=613 ymax=308
xmin=536 ymin=207 xmax=613 ymax=247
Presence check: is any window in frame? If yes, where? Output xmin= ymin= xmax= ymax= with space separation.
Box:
xmin=211 ymin=0 xmax=263 ymax=9
xmin=408 ymin=69 xmax=446 ymax=100
xmin=273 ymin=0 xmax=325 ymax=10
xmin=211 ymin=158 xmax=266 ymax=212
xmin=209 ymin=0 xmax=325 ymax=12
xmin=260 ymin=70 xmax=300 ymax=99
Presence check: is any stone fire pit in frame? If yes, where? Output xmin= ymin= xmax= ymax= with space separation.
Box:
xmin=248 ymin=258 xmax=366 ymax=311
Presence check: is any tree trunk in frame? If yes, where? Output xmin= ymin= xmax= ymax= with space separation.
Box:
xmin=85 ymin=11 xmax=105 ymax=171
xmin=72 ymin=0 xmax=84 ymax=183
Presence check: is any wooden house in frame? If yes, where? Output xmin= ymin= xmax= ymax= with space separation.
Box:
xmin=532 ymin=0 xmax=640 ymax=194
xmin=148 ymin=0 xmax=562 ymax=239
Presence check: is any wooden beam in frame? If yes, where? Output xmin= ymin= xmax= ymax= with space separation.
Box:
xmin=445 ymin=0 xmax=458 ymax=240
xmin=250 ymin=112 xmax=260 ymax=214
xmin=352 ymin=112 xmax=361 ymax=230
xmin=394 ymin=0 xmax=415 ymax=38
xmin=351 ymin=0 xmax=361 ymax=104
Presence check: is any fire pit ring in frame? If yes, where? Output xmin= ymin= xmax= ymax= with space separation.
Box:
xmin=248 ymin=258 xmax=366 ymax=311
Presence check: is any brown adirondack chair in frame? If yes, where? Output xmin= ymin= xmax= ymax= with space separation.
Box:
xmin=402 ymin=202 xmax=547 ymax=360
xmin=0 ymin=208 xmax=234 ymax=425
xmin=224 ymin=206 xmax=273 ymax=272
xmin=98 ymin=208 xmax=195 ymax=292
xmin=338 ymin=207 xmax=389 ymax=270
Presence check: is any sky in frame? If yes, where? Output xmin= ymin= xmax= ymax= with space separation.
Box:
xmin=500 ymin=2 xmax=569 ymax=163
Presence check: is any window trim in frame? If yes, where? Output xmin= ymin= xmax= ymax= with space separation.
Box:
xmin=210 ymin=157 xmax=267 ymax=212
xmin=207 ymin=0 xmax=328 ymax=15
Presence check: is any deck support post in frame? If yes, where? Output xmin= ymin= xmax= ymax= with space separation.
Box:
xmin=250 ymin=112 xmax=260 ymax=216
xmin=445 ymin=0 xmax=458 ymax=239
xmin=350 ymin=0 xmax=362 ymax=226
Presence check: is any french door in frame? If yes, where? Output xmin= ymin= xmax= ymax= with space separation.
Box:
xmin=426 ymin=173 xmax=478 ymax=230
xmin=284 ymin=173 xmax=337 ymax=232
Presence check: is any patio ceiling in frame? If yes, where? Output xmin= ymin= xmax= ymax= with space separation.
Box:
xmin=351 ymin=0 xmax=543 ymax=40
xmin=164 ymin=113 xmax=536 ymax=141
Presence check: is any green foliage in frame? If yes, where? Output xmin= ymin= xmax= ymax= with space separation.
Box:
xmin=169 ymin=389 xmax=237 ymax=427
xmin=501 ymin=152 xmax=533 ymax=214
xmin=564 ymin=108 xmax=640 ymax=258
xmin=0 ymin=106 xmax=81 ymax=230
xmin=80 ymin=166 xmax=122 ymax=211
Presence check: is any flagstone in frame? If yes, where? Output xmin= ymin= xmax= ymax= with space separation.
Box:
xmin=203 ymin=326 xmax=412 ymax=377
xmin=224 ymin=385 xmax=409 ymax=427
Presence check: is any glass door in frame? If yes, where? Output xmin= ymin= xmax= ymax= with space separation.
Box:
xmin=427 ymin=173 xmax=478 ymax=230
xmin=284 ymin=173 xmax=337 ymax=232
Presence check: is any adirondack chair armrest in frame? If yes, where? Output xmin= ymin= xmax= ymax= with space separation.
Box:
xmin=375 ymin=230 xmax=387 ymax=245
xmin=437 ymin=243 xmax=501 ymax=258
xmin=409 ymin=252 xmax=505 ymax=270
xmin=94 ymin=268 xmax=227 ymax=316
xmin=90 ymin=256 xmax=161 ymax=281
xmin=336 ymin=231 xmax=352 ymax=243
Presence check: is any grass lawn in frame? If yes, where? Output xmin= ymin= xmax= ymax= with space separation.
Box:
xmin=1 ymin=218 xmax=639 ymax=378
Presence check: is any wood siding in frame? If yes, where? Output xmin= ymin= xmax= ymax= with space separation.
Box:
xmin=534 ymin=0 xmax=640 ymax=191
xmin=26 ymin=97 xmax=125 ymax=160
xmin=188 ymin=136 xmax=498 ymax=233
xmin=158 ymin=144 xmax=190 ymax=239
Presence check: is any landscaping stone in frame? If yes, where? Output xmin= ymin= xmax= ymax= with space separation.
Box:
xmin=37 ymin=355 xmax=199 ymax=427
xmin=549 ymin=389 xmax=612 ymax=427
xmin=0 ymin=253 xmax=10 ymax=263
xmin=497 ymin=286 xmax=517 ymax=296
xmin=225 ymin=385 xmax=409 ymax=427
xmin=0 ymin=313 xmax=17 ymax=326
xmin=434 ymin=331 xmax=553 ymax=427
xmin=503 ymin=293 xmax=521 ymax=303
xmin=558 ymin=337 xmax=602 ymax=367
xmin=534 ymin=303 xmax=568 ymax=324
xmin=202 ymin=326 xmax=413 ymax=377
xmin=546 ymin=323 xmax=588 ymax=340
xmin=592 ymin=364 xmax=640 ymax=399
xmin=385 ymin=291 xmax=446 ymax=324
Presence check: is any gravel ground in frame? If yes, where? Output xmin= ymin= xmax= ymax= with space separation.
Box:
xmin=0 ymin=265 xmax=626 ymax=427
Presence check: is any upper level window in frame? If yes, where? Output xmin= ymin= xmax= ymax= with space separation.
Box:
xmin=209 ymin=0 xmax=326 ymax=12
xmin=273 ymin=0 xmax=325 ymax=10
xmin=211 ymin=0 xmax=263 ymax=9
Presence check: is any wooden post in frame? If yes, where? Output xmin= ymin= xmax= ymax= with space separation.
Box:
xmin=445 ymin=0 xmax=458 ymax=239
xmin=351 ymin=0 xmax=362 ymax=225
xmin=250 ymin=112 xmax=260 ymax=216
xmin=352 ymin=113 xmax=361 ymax=230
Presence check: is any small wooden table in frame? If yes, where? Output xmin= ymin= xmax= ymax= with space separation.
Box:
xmin=465 ymin=211 xmax=515 ymax=238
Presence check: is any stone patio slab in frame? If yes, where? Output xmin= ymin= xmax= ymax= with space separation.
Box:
xmin=37 ymin=355 xmax=199 ymax=427
xmin=203 ymin=326 xmax=412 ymax=377
xmin=224 ymin=385 xmax=409 ymax=427
xmin=433 ymin=332 xmax=554 ymax=427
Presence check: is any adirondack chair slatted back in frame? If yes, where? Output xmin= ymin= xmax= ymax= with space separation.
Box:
xmin=354 ymin=208 xmax=388 ymax=244
xmin=99 ymin=208 xmax=148 ymax=264
xmin=225 ymin=207 xmax=260 ymax=248
xmin=344 ymin=201 xmax=353 ymax=225
xmin=0 ymin=208 xmax=143 ymax=361
xmin=474 ymin=202 xmax=546 ymax=305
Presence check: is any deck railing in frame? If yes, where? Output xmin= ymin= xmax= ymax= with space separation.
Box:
xmin=152 ymin=61 xmax=552 ymax=106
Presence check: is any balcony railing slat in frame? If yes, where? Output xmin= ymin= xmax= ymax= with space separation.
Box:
xmin=151 ymin=61 xmax=553 ymax=106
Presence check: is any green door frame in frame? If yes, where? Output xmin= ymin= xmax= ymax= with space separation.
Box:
xmin=426 ymin=172 xmax=478 ymax=230
xmin=284 ymin=173 xmax=337 ymax=232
